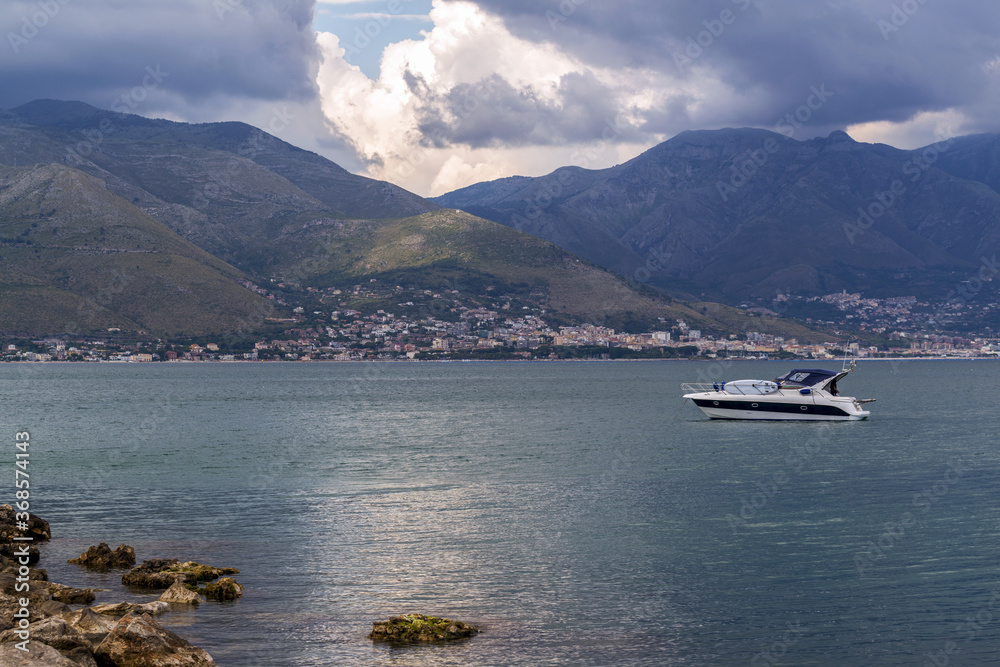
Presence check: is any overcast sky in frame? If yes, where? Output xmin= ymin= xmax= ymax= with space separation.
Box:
xmin=3 ymin=0 xmax=999 ymax=196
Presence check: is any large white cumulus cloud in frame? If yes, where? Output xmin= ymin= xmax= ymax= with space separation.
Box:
xmin=316 ymin=0 xmax=683 ymax=196
xmin=316 ymin=0 xmax=1000 ymax=196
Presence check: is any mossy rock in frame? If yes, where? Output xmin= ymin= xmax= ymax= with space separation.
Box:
xmin=68 ymin=543 xmax=135 ymax=570
xmin=202 ymin=577 xmax=244 ymax=601
xmin=122 ymin=559 xmax=240 ymax=589
xmin=170 ymin=561 xmax=240 ymax=582
xmin=368 ymin=614 xmax=480 ymax=643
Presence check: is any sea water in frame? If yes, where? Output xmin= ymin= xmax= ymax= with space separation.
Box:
xmin=3 ymin=359 xmax=999 ymax=665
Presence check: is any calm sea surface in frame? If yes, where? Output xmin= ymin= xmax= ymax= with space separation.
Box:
xmin=2 ymin=360 xmax=999 ymax=666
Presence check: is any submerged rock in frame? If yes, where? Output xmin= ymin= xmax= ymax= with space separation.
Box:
xmin=68 ymin=543 xmax=136 ymax=570
xmin=159 ymin=578 xmax=203 ymax=604
xmin=93 ymin=611 xmax=216 ymax=666
xmin=368 ymin=614 xmax=481 ymax=643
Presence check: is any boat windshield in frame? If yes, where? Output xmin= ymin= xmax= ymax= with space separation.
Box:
xmin=773 ymin=369 xmax=839 ymax=387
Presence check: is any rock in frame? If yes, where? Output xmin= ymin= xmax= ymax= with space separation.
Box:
xmin=0 ymin=504 xmax=51 ymax=542
xmin=202 ymin=577 xmax=243 ymax=601
xmin=122 ymin=559 xmax=239 ymax=590
xmin=0 ymin=641 xmax=81 ymax=666
xmin=62 ymin=607 xmax=117 ymax=645
xmin=39 ymin=599 xmax=72 ymax=617
xmin=93 ymin=611 xmax=215 ymax=666
xmin=47 ymin=583 xmax=97 ymax=605
xmin=172 ymin=561 xmax=240 ymax=583
xmin=159 ymin=579 xmax=202 ymax=604
xmin=67 ymin=543 xmax=135 ymax=571
xmin=0 ymin=591 xmax=19 ymax=632
xmin=0 ymin=543 xmax=40 ymax=566
xmin=91 ymin=601 xmax=169 ymax=617
xmin=120 ymin=558 xmax=183 ymax=589
xmin=0 ymin=617 xmax=93 ymax=658
xmin=63 ymin=646 xmax=99 ymax=667
xmin=368 ymin=614 xmax=481 ymax=643
xmin=0 ymin=573 xmax=48 ymax=607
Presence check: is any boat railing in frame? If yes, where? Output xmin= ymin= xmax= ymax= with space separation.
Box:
xmin=681 ymin=382 xmax=716 ymax=393
xmin=681 ymin=382 xmax=784 ymax=395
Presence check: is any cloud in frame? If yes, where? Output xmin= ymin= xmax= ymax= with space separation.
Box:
xmin=316 ymin=0 xmax=674 ymax=195
xmin=4 ymin=0 xmax=1000 ymax=199
xmin=314 ymin=0 xmax=1000 ymax=195
xmin=468 ymin=0 xmax=1000 ymax=140
xmin=341 ymin=13 xmax=432 ymax=21
xmin=847 ymin=109 xmax=969 ymax=149
xmin=0 ymin=0 xmax=319 ymax=110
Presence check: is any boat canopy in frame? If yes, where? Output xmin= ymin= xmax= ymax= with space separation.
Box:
xmin=773 ymin=368 xmax=840 ymax=387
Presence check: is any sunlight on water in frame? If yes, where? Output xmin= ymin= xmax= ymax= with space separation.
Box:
xmin=3 ymin=360 xmax=999 ymax=665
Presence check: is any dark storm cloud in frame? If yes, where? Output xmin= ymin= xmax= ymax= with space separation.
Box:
xmin=415 ymin=71 xmax=645 ymax=149
xmin=469 ymin=0 xmax=1000 ymax=136
xmin=0 ymin=0 xmax=319 ymax=111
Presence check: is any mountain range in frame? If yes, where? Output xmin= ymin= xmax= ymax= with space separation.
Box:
xmin=434 ymin=129 xmax=1000 ymax=304
xmin=1 ymin=100 xmax=777 ymax=339
xmin=8 ymin=99 xmax=995 ymax=342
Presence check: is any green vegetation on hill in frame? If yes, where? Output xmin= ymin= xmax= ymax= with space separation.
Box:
xmin=0 ymin=163 xmax=273 ymax=337
xmin=0 ymin=101 xmax=832 ymax=341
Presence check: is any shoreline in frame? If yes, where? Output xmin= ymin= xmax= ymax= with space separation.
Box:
xmin=3 ymin=356 xmax=1000 ymax=365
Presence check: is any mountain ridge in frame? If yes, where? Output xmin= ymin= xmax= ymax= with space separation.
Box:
xmin=434 ymin=128 xmax=1000 ymax=304
xmin=0 ymin=100 xmax=841 ymax=340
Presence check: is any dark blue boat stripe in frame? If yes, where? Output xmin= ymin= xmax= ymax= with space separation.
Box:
xmin=692 ymin=399 xmax=851 ymax=417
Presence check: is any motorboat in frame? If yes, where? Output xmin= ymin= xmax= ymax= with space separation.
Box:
xmin=681 ymin=365 xmax=874 ymax=421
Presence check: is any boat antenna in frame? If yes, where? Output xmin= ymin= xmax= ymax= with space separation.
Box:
xmin=841 ymin=338 xmax=857 ymax=373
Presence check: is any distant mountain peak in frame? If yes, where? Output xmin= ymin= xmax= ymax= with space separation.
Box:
xmin=825 ymin=129 xmax=856 ymax=142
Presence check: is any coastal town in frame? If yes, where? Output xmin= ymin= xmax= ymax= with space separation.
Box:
xmin=4 ymin=282 xmax=1000 ymax=362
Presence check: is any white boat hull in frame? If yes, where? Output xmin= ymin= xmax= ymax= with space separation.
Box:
xmin=682 ymin=388 xmax=871 ymax=421
xmin=693 ymin=404 xmax=869 ymax=421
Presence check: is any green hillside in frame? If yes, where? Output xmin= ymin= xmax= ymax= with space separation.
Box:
xmin=0 ymin=101 xmax=833 ymax=341
xmin=0 ymin=164 xmax=274 ymax=337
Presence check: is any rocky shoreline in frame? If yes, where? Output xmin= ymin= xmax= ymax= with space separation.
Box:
xmin=0 ymin=504 xmax=241 ymax=665
xmin=3 ymin=505 xmax=483 ymax=664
